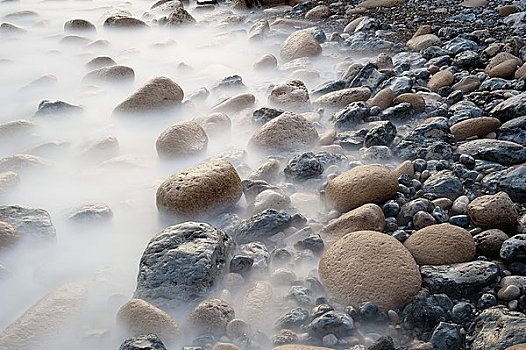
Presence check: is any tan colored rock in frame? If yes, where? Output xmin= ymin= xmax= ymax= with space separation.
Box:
xmin=393 ymin=160 xmax=415 ymax=178
xmin=156 ymin=121 xmax=208 ymax=159
xmin=268 ymin=80 xmax=310 ymax=112
xmin=368 ymin=88 xmax=394 ymax=110
xmin=406 ymin=34 xmax=441 ymax=51
xmin=322 ymin=203 xmax=385 ymax=243
xmin=498 ymin=5 xmax=519 ymax=16
xmin=468 ymin=191 xmax=518 ymax=229
xmin=515 ymin=63 xmax=526 ymax=79
xmin=194 ymin=112 xmax=231 ymax=135
xmin=427 ymin=69 xmax=454 ymax=92
xmin=489 ymin=59 xmax=521 ymax=78
xmin=248 ymin=159 xmax=280 ymax=181
xmin=485 ymin=52 xmax=522 ymax=75
xmin=474 ymin=229 xmax=509 ymax=258
xmin=211 ymin=93 xmax=255 ymax=113
xmin=506 ymin=344 xmax=526 ymax=350
xmin=82 ymin=65 xmax=134 ymax=84
xmin=325 ymin=164 xmax=398 ymax=212
xmin=117 ymin=298 xmax=181 ymax=345
xmin=376 ymin=53 xmax=393 ymax=70
xmin=249 ymin=112 xmax=318 ymax=152
xmin=452 ymin=76 xmax=481 ymax=93
xmin=319 ymin=129 xmax=336 ymax=146
xmin=450 ymin=117 xmax=501 ymax=141
xmin=319 ymin=231 xmax=421 ymax=310
xmin=280 ymin=29 xmax=322 ymax=62
xmin=412 ymin=24 xmax=432 ymax=39
xmin=356 ymin=0 xmax=405 ymax=8
xmin=254 ymin=54 xmax=278 ymax=70
xmin=274 ymin=346 xmax=333 ymax=350
xmin=305 ymin=5 xmax=330 ymax=19
xmin=0 ymin=221 xmax=18 ymax=248
xmin=314 ymin=87 xmax=371 ymax=109
xmin=252 ymin=189 xmax=291 ymax=213
xmin=0 ymin=154 xmax=49 ymax=174
xmin=239 ymin=281 xmax=273 ymax=333
xmin=343 ymin=16 xmax=368 ymax=34
xmin=156 ymin=159 xmax=243 ymax=217
xmin=393 ymin=93 xmax=425 ymax=112
xmin=248 ymin=19 xmax=269 ymax=41
xmin=188 ymin=299 xmax=235 ymax=335
xmin=461 ymin=0 xmax=488 ymax=7
xmin=113 ymin=77 xmax=183 ymax=114
xmin=404 ymin=223 xmax=476 ymax=265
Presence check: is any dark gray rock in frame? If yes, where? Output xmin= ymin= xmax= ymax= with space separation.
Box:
xmin=451 ymin=302 xmax=474 ymax=323
xmin=401 ymin=291 xmax=452 ymax=333
xmin=348 ymin=63 xmax=386 ymax=92
xmin=0 ymin=205 xmax=56 ymax=239
xmin=311 ymin=80 xmax=346 ymax=96
xmin=471 ymin=306 xmax=526 ymax=350
xmin=430 ymin=322 xmax=462 ymax=350
xmin=66 ymin=203 xmax=113 ymax=224
xmin=456 ymin=139 xmax=526 ymax=166
xmin=239 ymin=241 xmax=270 ymax=271
xmin=381 ymin=103 xmax=414 ymax=120
xmin=480 ymin=78 xmax=513 ymax=91
xmin=421 ymin=46 xmax=452 ymax=59
xmin=500 ymin=234 xmax=526 ymax=262
xmin=212 ymin=75 xmax=246 ymax=91
xmin=314 ymin=152 xmax=346 ymax=168
xmin=330 ymin=101 xmax=369 ymax=131
xmin=364 ymin=121 xmax=396 ymax=147
xmin=274 ymin=307 xmax=310 ymax=330
xmin=119 ymin=334 xmax=167 ymax=350
xmin=421 ymin=261 xmax=499 ymax=299
xmin=490 ymin=93 xmax=526 ymax=122
xmin=284 ymin=152 xmax=323 ymax=181
xmin=453 ymin=50 xmax=483 ymax=68
xmin=444 ymin=37 xmax=479 ymax=54
xmin=234 ymin=209 xmax=306 ymax=244
xmin=482 ymin=164 xmax=526 ymax=203
xmin=135 ymin=222 xmax=234 ymax=308
xmin=229 ymin=255 xmax=253 ymax=274
xmin=397 ymin=198 xmax=434 ymax=226
xmin=287 ymin=285 xmax=313 ymax=306
xmin=367 ymin=336 xmax=395 ymax=350
xmin=34 ymin=100 xmax=82 ymax=117
xmin=293 ymin=233 xmax=324 ymax=254
xmin=497 ymin=116 xmax=526 ymax=146
xmin=379 ymin=76 xmax=413 ymax=95
xmin=422 ymin=170 xmax=463 ymax=200
xmin=395 ymin=118 xmax=454 ymax=160
xmin=448 ymin=100 xmax=483 ymax=125
xmin=307 ymin=310 xmax=354 ymax=338
xmin=252 ymin=107 xmax=283 ymax=126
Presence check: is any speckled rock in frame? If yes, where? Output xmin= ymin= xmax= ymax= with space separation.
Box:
xmin=156 ymin=159 xmax=242 ymax=217
xmin=325 ymin=164 xmax=398 ymax=212
xmin=64 ymin=19 xmax=96 ymax=33
xmin=450 ymin=117 xmax=501 ymax=141
xmin=119 ymin=334 xmax=167 ymax=350
xmin=239 ymin=281 xmax=273 ymax=333
xmin=268 ymin=80 xmax=310 ymax=112
xmin=82 ymin=65 xmax=134 ymax=83
xmin=314 ymin=87 xmax=371 ymax=109
xmin=474 ymin=229 xmax=509 ymax=258
xmin=280 ymin=30 xmax=321 ymax=62
xmin=456 ymin=139 xmax=526 ymax=165
xmin=188 ymin=299 xmax=235 ymax=335
xmin=319 ymin=230 xmax=421 ymax=310
xmin=155 ymin=121 xmax=208 ymax=159
xmin=322 ymin=203 xmax=385 ymax=243
xmin=471 ymin=306 xmax=526 ymax=350
xmin=467 ymin=192 xmax=518 ymax=229
xmin=404 ymin=223 xmax=475 ymax=265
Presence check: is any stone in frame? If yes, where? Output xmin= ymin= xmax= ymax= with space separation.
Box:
xmin=159 ymin=8 xmax=196 ymax=26
xmin=427 ymin=70 xmax=454 ymax=92
xmin=330 ymin=101 xmax=370 ymax=131
xmin=119 ymin=334 xmax=167 ymax=350
xmin=0 ymin=283 xmax=87 ymax=350
xmin=348 ymin=63 xmax=386 ymax=91
xmin=404 ymin=223 xmax=475 ymax=265
xmin=468 ymin=192 xmax=518 ymax=229
xmin=498 ymin=285 xmax=521 ymax=301
xmin=485 ymin=52 xmax=522 ymax=76
xmin=401 ymin=291 xmax=453 ymax=332
xmin=501 ymin=234 xmax=526 ymax=262
xmin=86 ymin=56 xmax=116 ymax=70
xmin=422 ymin=170 xmax=463 ymax=201
xmin=482 ymin=165 xmax=526 ymax=203
xmin=488 ymin=59 xmax=521 ymax=78
xmin=67 ymin=203 xmax=113 ymax=224
xmin=457 ymin=139 xmax=526 ymax=166
xmin=364 ymin=121 xmax=397 ymax=147
xmin=393 ymin=93 xmax=425 ymax=113
xmin=194 ymin=112 xmax=231 ymax=135
xmin=113 ymin=77 xmax=183 ymax=114
xmin=284 ymin=152 xmax=323 ymax=180
xmin=325 ymin=164 xmax=398 ymax=212
xmin=234 ymin=209 xmax=306 ymax=244
xmin=0 ymin=205 xmax=55 ymax=240
xmin=254 ymin=54 xmax=278 ymax=70
xmin=356 ymin=0 xmax=405 ymax=8
xmin=319 ymin=230 xmax=421 ymax=310
xmin=280 ymin=30 xmax=322 ymax=62
xmin=0 ymin=172 xmax=19 ymax=193
xmin=155 ymin=121 xmax=208 ymax=159
xmin=273 ymin=346 xmax=332 ymax=350
xmin=82 ymin=65 xmax=134 ymax=84
xmin=420 ymin=261 xmax=499 ymax=298
xmin=369 ymin=88 xmax=394 ymax=110
xmin=252 ymin=190 xmax=290 ymax=213
xmin=406 ymin=34 xmax=441 ymax=51
xmin=249 ymin=19 xmax=269 ymax=41
xmin=211 ymin=93 xmax=256 ymax=113
xmin=249 ymin=112 xmax=318 ymax=153
xmin=0 ymin=221 xmax=18 ymax=248
xmin=314 ymin=87 xmax=371 ymax=109
xmin=471 ymin=306 xmax=526 ymax=350
xmin=305 ymin=5 xmax=330 ymax=19
xmin=156 ymin=159 xmax=242 ymax=218
xmin=322 ymin=203 xmax=385 ymax=243
xmin=307 ymin=311 xmax=354 ymax=338
xmin=450 ymin=117 xmax=501 ymax=141
xmin=275 ymin=308 xmax=309 ymax=330
xmin=34 ymin=100 xmax=82 ymax=117
xmin=491 ymin=93 xmax=526 ymax=122
xmin=104 ymin=14 xmax=148 ymax=28
xmin=268 ymin=80 xmax=310 ymax=112
xmin=188 ymin=299 xmax=235 ymax=335
xmin=499 ymin=5 xmax=519 ymax=16
xmin=452 ymin=76 xmax=481 ymax=93
xmin=134 ymin=222 xmax=234 ymax=308
xmin=474 ymin=229 xmax=509 ymax=258
xmin=64 ymin=19 xmax=96 ymax=33
xmin=116 ymin=299 xmax=181 ymax=345
xmin=239 ymin=281 xmax=273 ymax=332
xmin=430 ymin=322 xmax=462 ymax=350
xmin=515 ymin=64 xmax=526 ymax=79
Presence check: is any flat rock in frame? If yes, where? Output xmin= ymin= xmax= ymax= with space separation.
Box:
xmin=490 ymin=92 xmax=526 ymax=122
xmin=456 ymin=139 xmax=526 ymax=166
xmin=471 ymin=306 xmax=526 ymax=350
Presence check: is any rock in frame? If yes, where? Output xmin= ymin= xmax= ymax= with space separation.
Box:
xmin=64 ymin=19 xmax=96 ymax=33
xmin=119 ymin=334 xmax=167 ymax=350
xmin=155 ymin=121 xmax=208 ymax=159
xmin=252 ymin=190 xmax=290 ymax=213
xmin=498 ymin=285 xmax=521 ymax=301
xmin=485 ymin=52 xmax=522 ymax=76
xmin=348 ymin=63 xmax=386 ymax=92
xmin=249 ymin=112 xmax=318 ymax=153
xmin=34 ymin=100 xmax=82 ymax=117
xmin=356 ymin=0 xmax=405 ymax=8
xmin=369 ymin=88 xmax=394 ymax=110
xmin=211 ymin=93 xmax=255 ymax=113
xmin=305 ymin=5 xmax=330 ymax=20
xmin=0 ymin=205 xmax=55 ymax=240
xmin=67 ymin=203 xmax=113 ymax=224
xmin=450 ymin=117 xmax=501 ymax=141
xmin=420 ymin=261 xmax=499 ymax=298
xmin=320 ymin=230 xmax=420 ymax=311
xmin=468 ymin=192 xmax=518 ymax=229
xmin=322 ymin=203 xmax=385 ymax=243
xmin=330 ymin=101 xmax=370 ymax=131
xmin=194 ymin=112 xmax=231 ymax=135
xmin=82 ymin=65 xmax=134 ymax=84
xmin=0 ymin=283 xmax=87 ymax=350
xmin=515 ymin=64 xmax=526 ymax=79
xmin=188 ymin=299 xmax=235 ymax=335
xmin=430 ymin=322 xmax=462 ymax=350
xmin=422 ymin=170 xmax=463 ymax=201
xmin=498 ymin=116 xmax=526 ymax=146
xmin=212 ymin=343 xmax=239 ymax=350
xmin=239 ymin=281 xmax=273 ymax=332
xmin=0 ymin=22 xmax=26 ymax=35
xmin=471 ymin=306 xmax=526 ymax=350
xmin=156 ymin=159 xmax=242 ymax=217
xmin=401 ymin=290 xmax=453 ymax=332
xmin=314 ymin=87 xmax=371 ymax=109
xmin=86 ymin=56 xmax=116 ymax=70
xmin=116 ymin=299 xmax=181 ymax=345
xmin=134 ymin=222 xmax=234 ymax=308
xmin=393 ymin=93 xmax=425 ymax=113
xmin=474 ymin=229 xmax=509 ymax=258
xmin=158 ymin=8 xmax=195 ymax=26
xmin=427 ymin=70 xmax=454 ymax=92
xmin=491 ymin=93 xmax=526 ymax=122
xmin=0 ymin=154 xmax=49 ymax=174
xmin=457 ymin=139 xmax=526 ymax=166
xmin=452 ymin=76 xmax=481 ymax=93
xmin=249 ymin=19 xmax=269 ymax=41
xmin=234 ymin=209 xmax=306 ymax=244
xmin=488 ymin=59 xmax=521 ymax=78
xmin=483 ymin=165 xmax=526 ymax=203
xmin=364 ymin=121 xmax=397 ymax=147
xmin=239 ymin=241 xmax=270 ymax=271
xmin=501 ymin=234 xmax=526 ymax=262
xmin=275 ymin=307 xmax=309 ymax=330
xmin=307 ymin=311 xmax=354 ymax=338
xmin=407 ymin=34 xmax=441 ymax=51
xmin=404 ymin=223 xmax=475 ymax=265
xmin=254 ymin=54 xmax=278 ymax=70
xmin=325 ymin=164 xmax=398 ymax=212
xmin=113 ymin=77 xmax=183 ymax=114
xmin=284 ymin=152 xmax=323 ymax=181
xmin=0 ymin=172 xmax=19 ymax=193
xmin=268 ymin=80 xmax=310 ymax=112
xmin=104 ymin=14 xmax=148 ymax=28
xmin=273 ymin=345 xmax=332 ymax=350
xmin=0 ymin=221 xmax=18 ymax=248
xmin=280 ymin=30 xmax=321 ymax=62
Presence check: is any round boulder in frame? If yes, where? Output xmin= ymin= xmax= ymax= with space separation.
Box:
xmin=467 ymin=191 xmax=518 ymax=229
xmin=280 ymin=29 xmax=322 ymax=62
xmin=156 ymin=159 xmax=243 ymax=217
xmin=188 ymin=299 xmax=235 ymax=335
xmin=325 ymin=164 xmax=398 ymax=212
xmin=319 ymin=231 xmax=421 ymax=310
xmin=322 ymin=203 xmax=385 ymax=243
xmin=404 ymin=223 xmax=476 ymax=265
xmin=155 ymin=121 xmax=208 ymax=159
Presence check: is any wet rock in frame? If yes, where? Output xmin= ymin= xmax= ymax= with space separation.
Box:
xmin=234 ymin=209 xmax=306 ymax=244
xmin=430 ymin=322 xmax=462 ymax=350
xmin=482 ymin=164 xmax=526 ymax=203
xmin=67 ymin=203 xmax=113 ymax=224
xmin=421 ymin=261 xmax=499 ymax=298
xmin=314 ymin=87 xmax=371 ymax=109
xmin=135 ymin=222 xmax=234 ymax=308
xmin=188 ymin=299 xmax=235 ymax=335
xmin=0 ymin=221 xmax=18 ymax=248
xmin=119 ymin=334 xmax=167 ymax=350
xmin=393 ymin=93 xmax=425 ymax=113
xmin=468 ymin=192 xmax=518 ymax=229
xmin=113 ymin=77 xmax=183 ymax=114
xmin=404 ymin=223 xmax=475 ymax=265
xmin=348 ymin=63 xmax=386 ymax=92
xmin=156 ymin=121 xmax=208 ymax=159
xmin=34 ymin=99 xmax=82 ymax=117
xmin=485 ymin=52 xmax=522 ymax=76
xmin=501 ymin=234 xmax=526 ymax=262
xmin=64 ymin=19 xmax=96 ymax=33
xmin=319 ymin=230 xmax=421 ymax=310
xmin=307 ymin=311 xmax=354 ymax=338
xmin=452 ymin=76 xmax=481 ymax=93
xmin=284 ymin=152 xmax=323 ymax=181
xmin=330 ymin=101 xmax=370 ymax=131
xmin=422 ymin=170 xmax=463 ymax=201
xmin=450 ymin=117 xmax=501 ymax=141
xmin=268 ymin=80 xmax=310 ymax=112
xmin=397 ymin=198 xmax=433 ymax=226
xmin=274 ymin=307 xmax=309 ymax=330
xmin=325 ymin=164 xmax=398 ymax=212
xmin=497 ymin=116 xmax=526 ymax=146
xmin=363 ymin=121 xmax=396 ymax=147
xmin=474 ymin=229 xmax=509 ymax=258
xmin=116 ymin=299 xmax=181 ymax=345
xmin=322 ymin=203 xmax=385 ymax=243
xmin=401 ymin=291 xmax=452 ymax=332
xmin=82 ymin=65 xmax=134 ymax=84
xmin=471 ymin=306 xmax=526 ymax=350
xmin=0 ymin=205 xmax=55 ymax=239
xmin=280 ymin=29 xmax=321 ymax=62
xmin=490 ymin=93 xmax=526 ymax=122
xmin=156 ymin=159 xmax=242 ymax=218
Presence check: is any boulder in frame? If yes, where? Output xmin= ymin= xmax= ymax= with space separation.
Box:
xmin=467 ymin=192 xmax=518 ymax=229
xmin=155 ymin=121 xmax=208 ymax=159
xmin=280 ymin=30 xmax=321 ymax=62
xmin=188 ymin=299 xmax=235 ymax=335
xmin=322 ymin=203 xmax=385 ymax=243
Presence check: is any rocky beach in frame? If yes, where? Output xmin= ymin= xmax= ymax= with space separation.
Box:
xmin=1 ymin=0 xmax=526 ymax=349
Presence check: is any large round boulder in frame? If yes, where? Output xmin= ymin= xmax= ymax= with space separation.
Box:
xmin=325 ymin=164 xmax=398 ymax=212
xmin=404 ymin=223 xmax=476 ymax=265
xmin=280 ymin=30 xmax=322 ymax=62
xmin=155 ymin=121 xmax=208 ymax=159
xmin=319 ymin=231 xmax=421 ymax=310
xmin=156 ymin=159 xmax=242 ymax=217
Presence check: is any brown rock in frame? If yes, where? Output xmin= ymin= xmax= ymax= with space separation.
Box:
xmin=104 ymin=14 xmax=148 ymax=28
xmin=412 ymin=24 xmax=432 ymax=39
xmin=193 ymin=112 xmax=231 ymax=135
xmin=188 ymin=299 xmax=235 ymax=335
xmin=274 ymin=346 xmax=332 ymax=350
xmin=156 ymin=121 xmax=208 ymax=159
xmin=393 ymin=160 xmax=415 ymax=178
xmin=322 ymin=203 xmax=385 ymax=243
xmin=356 ymin=0 xmax=405 ymax=8
xmin=268 ymin=80 xmax=310 ymax=112
xmin=156 ymin=159 xmax=243 ymax=217
xmin=489 ymin=59 xmax=521 ymax=78
xmin=485 ymin=52 xmax=522 ymax=75
xmin=305 ymin=5 xmax=330 ymax=19
xmin=368 ymin=88 xmax=394 ymax=110
xmin=507 ymin=344 xmax=526 ymax=350
xmin=325 ymin=164 xmax=398 ymax=212
xmin=113 ymin=77 xmax=183 ymax=114
xmin=343 ymin=16 xmax=368 ymax=34
xmin=474 ymin=229 xmax=509 ymax=258
xmin=498 ymin=5 xmax=519 ymax=16
xmin=393 ymin=93 xmax=425 ymax=112
xmin=319 ymin=231 xmax=421 ymax=310
xmin=406 ymin=34 xmax=441 ymax=51
xmin=515 ymin=63 xmax=526 ymax=79
xmin=452 ymin=76 xmax=481 ymax=93
xmin=211 ymin=93 xmax=255 ymax=113
xmin=450 ymin=117 xmax=501 ymax=141
xmin=314 ymin=87 xmax=371 ymax=109
xmin=376 ymin=53 xmax=393 ymax=70
xmin=427 ymin=69 xmax=454 ymax=91
xmin=461 ymin=0 xmax=488 ymax=7
xmin=0 ymin=221 xmax=18 ymax=248
xmin=212 ymin=343 xmax=240 ymax=350
xmin=404 ymin=223 xmax=476 ymax=265
xmin=86 ymin=56 xmax=116 ymax=70
xmin=280 ymin=29 xmax=321 ymax=62
xmin=64 ymin=19 xmax=96 ymax=33
xmin=468 ymin=191 xmax=518 ymax=229
xmin=116 ymin=299 xmax=182 ymax=345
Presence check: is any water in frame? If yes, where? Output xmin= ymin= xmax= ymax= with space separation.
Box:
xmin=0 ymin=0 xmax=367 ymax=348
